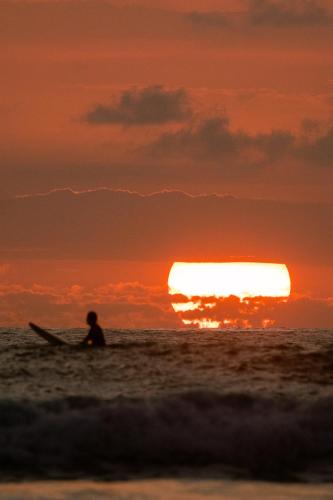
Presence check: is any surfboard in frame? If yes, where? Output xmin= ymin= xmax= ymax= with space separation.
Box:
xmin=29 ymin=322 xmax=68 ymax=346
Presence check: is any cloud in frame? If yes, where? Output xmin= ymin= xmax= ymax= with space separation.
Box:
xmin=248 ymin=0 xmax=333 ymax=27
xmin=174 ymin=294 xmax=333 ymax=328
xmin=1 ymin=280 xmax=332 ymax=328
xmin=298 ymin=125 xmax=333 ymax=166
xmin=0 ymin=282 xmax=180 ymax=328
xmin=83 ymin=86 xmax=192 ymax=125
xmin=185 ymin=1 xmax=333 ymax=30
xmin=2 ymin=109 xmax=332 ymax=201
xmin=184 ymin=1 xmax=333 ymax=30
xmin=147 ymin=116 xmax=294 ymax=165
xmin=185 ymin=11 xmax=229 ymax=27
xmin=2 ymin=189 xmax=333 ymax=265
xmin=147 ymin=114 xmax=333 ymax=172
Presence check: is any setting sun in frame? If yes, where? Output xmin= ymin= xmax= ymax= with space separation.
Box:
xmin=168 ymin=262 xmax=291 ymax=328
xmin=169 ymin=262 xmax=291 ymax=299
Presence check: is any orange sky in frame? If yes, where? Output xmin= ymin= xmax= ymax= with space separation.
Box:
xmin=1 ymin=0 xmax=333 ymax=327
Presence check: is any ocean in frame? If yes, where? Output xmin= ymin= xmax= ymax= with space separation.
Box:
xmin=0 ymin=327 xmax=333 ymax=498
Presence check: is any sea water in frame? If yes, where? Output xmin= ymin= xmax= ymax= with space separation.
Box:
xmin=0 ymin=328 xmax=332 ymax=498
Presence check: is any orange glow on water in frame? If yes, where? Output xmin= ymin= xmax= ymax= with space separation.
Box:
xmin=168 ymin=262 xmax=291 ymax=328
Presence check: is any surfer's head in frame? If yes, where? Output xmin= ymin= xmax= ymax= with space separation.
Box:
xmin=86 ymin=311 xmax=98 ymax=326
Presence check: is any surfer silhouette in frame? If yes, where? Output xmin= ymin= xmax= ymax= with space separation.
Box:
xmin=81 ymin=311 xmax=106 ymax=347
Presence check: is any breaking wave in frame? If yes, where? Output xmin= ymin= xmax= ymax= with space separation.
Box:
xmin=1 ymin=391 xmax=333 ymax=481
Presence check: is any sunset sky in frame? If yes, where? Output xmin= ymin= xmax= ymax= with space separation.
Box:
xmin=1 ymin=0 xmax=333 ymax=327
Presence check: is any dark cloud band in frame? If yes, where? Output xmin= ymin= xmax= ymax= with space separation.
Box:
xmin=2 ymin=189 xmax=332 ymax=264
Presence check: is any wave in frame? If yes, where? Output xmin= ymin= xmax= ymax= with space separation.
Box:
xmin=0 ymin=392 xmax=333 ymax=481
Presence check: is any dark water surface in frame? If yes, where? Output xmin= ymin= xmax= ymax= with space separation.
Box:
xmin=0 ymin=328 xmax=332 ymax=483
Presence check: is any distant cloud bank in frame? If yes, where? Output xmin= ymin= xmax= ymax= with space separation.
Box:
xmin=2 ymin=189 xmax=332 ymax=264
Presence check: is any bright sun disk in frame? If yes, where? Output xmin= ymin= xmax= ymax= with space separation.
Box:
xmin=168 ymin=262 xmax=291 ymax=328
xmin=168 ymin=262 xmax=291 ymax=300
